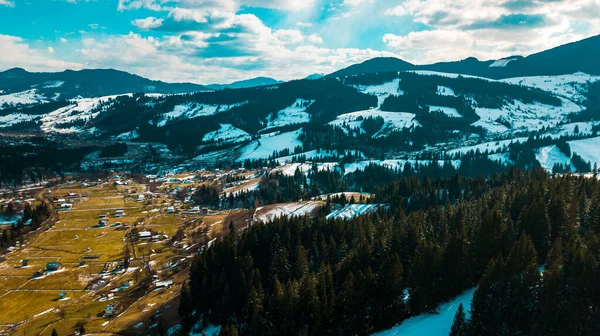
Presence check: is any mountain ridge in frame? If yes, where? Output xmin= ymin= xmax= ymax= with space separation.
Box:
xmin=328 ymin=34 xmax=600 ymax=79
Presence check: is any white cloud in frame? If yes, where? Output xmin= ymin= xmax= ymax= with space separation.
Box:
xmin=0 ymin=34 xmax=82 ymax=71
xmin=274 ymin=29 xmax=305 ymax=44
xmin=382 ymin=0 xmax=600 ymax=63
xmin=384 ymin=5 xmax=407 ymax=16
xmin=307 ymin=34 xmax=323 ymax=44
xmin=343 ymin=0 xmax=373 ymax=7
xmin=0 ymin=0 xmax=14 ymax=7
xmin=59 ymin=38 xmax=69 ymax=44
xmin=47 ymin=46 xmax=55 ymax=54
xmin=89 ymin=23 xmax=100 ymax=29
xmin=132 ymin=17 xmax=164 ymax=29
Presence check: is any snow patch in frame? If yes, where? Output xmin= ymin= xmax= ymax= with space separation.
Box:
xmin=264 ymin=98 xmax=314 ymax=130
xmin=0 ymin=89 xmax=48 ymax=107
xmin=536 ymin=145 xmax=574 ymax=172
xmin=237 ymin=129 xmax=303 ymax=161
xmin=372 ymin=288 xmax=475 ymax=336
xmin=568 ymin=136 xmax=600 ymax=168
xmin=428 ymin=105 xmax=462 ymax=118
xmin=202 ymin=124 xmax=251 ymax=143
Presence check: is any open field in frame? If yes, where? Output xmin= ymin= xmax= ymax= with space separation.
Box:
xmin=0 ymin=178 xmax=209 ymax=335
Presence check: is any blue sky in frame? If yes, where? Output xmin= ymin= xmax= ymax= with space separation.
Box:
xmin=0 ymin=0 xmax=599 ymax=84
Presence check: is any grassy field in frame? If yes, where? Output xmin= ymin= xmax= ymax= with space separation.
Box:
xmin=0 ymin=179 xmax=200 ymax=335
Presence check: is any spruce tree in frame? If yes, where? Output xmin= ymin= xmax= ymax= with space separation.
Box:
xmin=449 ymin=303 xmax=467 ymax=336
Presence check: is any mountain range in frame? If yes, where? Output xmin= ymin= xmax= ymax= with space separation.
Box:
xmin=1 ymin=33 xmax=600 ymax=176
xmin=331 ymin=34 xmax=600 ymax=79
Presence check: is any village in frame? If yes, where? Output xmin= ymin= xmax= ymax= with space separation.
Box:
xmin=0 ymin=165 xmax=379 ymax=335
xmin=0 ymin=169 xmax=248 ymax=335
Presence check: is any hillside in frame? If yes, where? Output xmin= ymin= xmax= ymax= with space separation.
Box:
xmin=0 ymin=68 xmax=206 ymax=101
xmin=206 ymin=77 xmax=283 ymax=90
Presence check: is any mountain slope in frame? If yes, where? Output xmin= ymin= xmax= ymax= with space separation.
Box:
xmin=0 ymin=68 xmax=206 ymax=100
xmin=328 ymin=57 xmax=415 ymax=78
xmin=206 ymin=77 xmax=282 ymax=90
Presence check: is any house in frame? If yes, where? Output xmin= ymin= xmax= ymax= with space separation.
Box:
xmin=166 ymin=206 xmax=175 ymax=213
xmin=138 ymin=231 xmax=152 ymax=240
xmin=98 ymin=219 xmax=109 ymax=227
xmin=21 ymin=259 xmax=28 ymax=267
xmin=60 ymin=203 xmax=73 ymax=210
xmin=104 ymin=305 xmax=115 ymax=317
xmin=46 ymin=262 xmax=62 ymax=271
xmin=154 ymin=280 xmax=173 ymax=289
xmin=115 ymin=209 xmax=125 ymax=214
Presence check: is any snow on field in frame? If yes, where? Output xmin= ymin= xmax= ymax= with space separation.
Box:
xmin=410 ymin=70 xmax=489 ymax=80
xmin=202 ymin=124 xmax=251 ymax=143
xmin=353 ymin=79 xmax=402 ymax=107
xmin=158 ymin=101 xmax=247 ymax=126
xmin=326 ymin=203 xmax=383 ymax=219
xmin=255 ymin=201 xmax=323 ymax=223
xmin=549 ymin=121 xmax=597 ymax=138
xmin=317 ymin=162 xmax=342 ymax=172
xmin=447 ymin=138 xmax=527 ymax=156
xmin=429 ymin=105 xmax=462 ymax=118
xmin=42 ymin=80 xmax=65 ymax=88
xmin=0 ymin=89 xmax=48 ymax=107
xmin=0 ymin=113 xmax=38 ymax=128
xmin=237 ymin=129 xmax=303 ymax=161
xmin=264 ymin=98 xmax=313 ymax=130
xmin=488 ymin=153 xmax=513 ymax=165
xmin=502 ymin=72 xmax=600 ymax=102
xmin=568 ymin=136 xmax=600 ymax=167
xmin=114 ymin=129 xmax=139 ymax=140
xmin=343 ymin=159 xmax=461 ymax=175
xmin=275 ymin=149 xmax=357 ymax=163
xmin=489 ymin=57 xmax=518 ymax=67
xmin=372 ymin=288 xmax=475 ymax=336
xmin=437 ymin=86 xmax=456 ymax=96
xmin=536 ymin=145 xmax=574 ymax=172
xmin=271 ymin=162 xmax=313 ymax=176
xmin=330 ymin=110 xmax=419 ymax=137
xmin=473 ymin=97 xmax=582 ymax=134
xmin=41 ymin=94 xmax=130 ymax=134
xmin=223 ymin=179 xmax=261 ymax=196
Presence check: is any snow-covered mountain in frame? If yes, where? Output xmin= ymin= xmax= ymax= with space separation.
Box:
xmin=1 ymin=35 xmax=600 ymax=175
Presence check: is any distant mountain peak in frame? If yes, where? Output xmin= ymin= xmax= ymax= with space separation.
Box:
xmin=327 ymin=57 xmax=415 ymax=78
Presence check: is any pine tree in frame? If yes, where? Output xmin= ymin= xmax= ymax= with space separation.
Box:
xmin=51 ymin=329 xmax=59 ymax=336
xmin=179 ymin=282 xmax=195 ymax=333
xmin=536 ymin=239 xmax=566 ymax=335
xmin=449 ymin=303 xmax=467 ymax=336
xmin=504 ymin=234 xmax=540 ymax=335
xmin=408 ymin=241 xmax=442 ymax=313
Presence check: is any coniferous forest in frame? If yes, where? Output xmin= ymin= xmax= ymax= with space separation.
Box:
xmin=180 ymin=168 xmax=600 ymax=335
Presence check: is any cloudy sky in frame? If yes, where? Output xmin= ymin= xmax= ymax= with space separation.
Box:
xmin=1 ymin=0 xmax=599 ymax=84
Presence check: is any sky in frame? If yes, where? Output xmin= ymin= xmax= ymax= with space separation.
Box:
xmin=0 ymin=0 xmax=599 ymax=84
